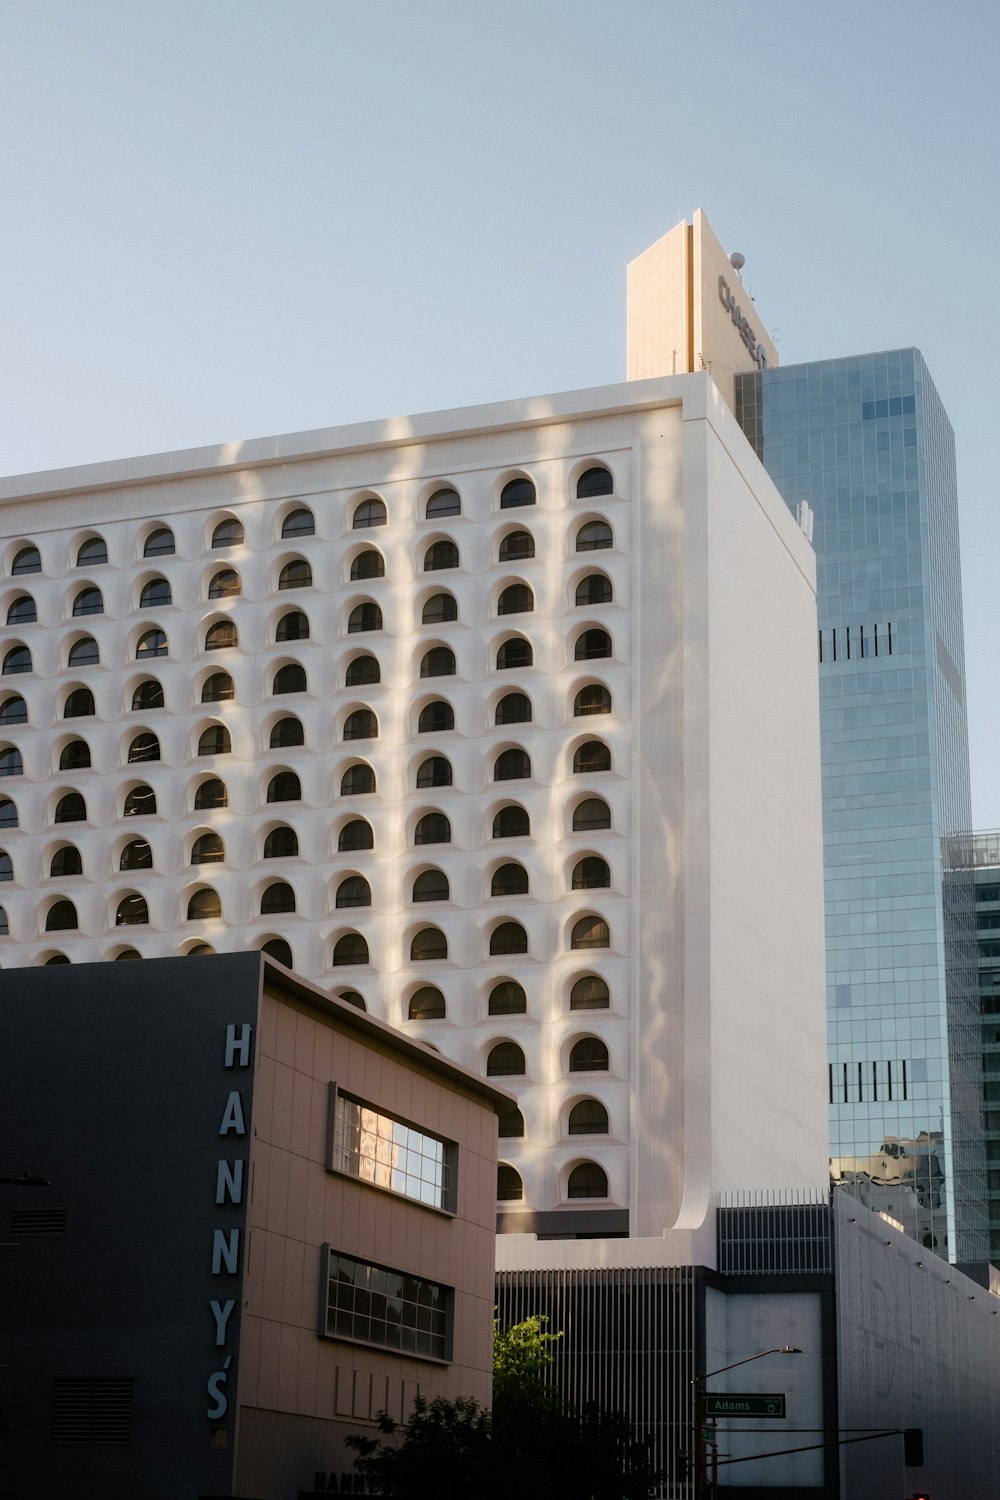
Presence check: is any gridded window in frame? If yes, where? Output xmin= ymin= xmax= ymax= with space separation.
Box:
xmin=416 ymin=755 xmax=452 ymax=788
xmin=489 ymin=980 xmax=526 ymax=1015
xmin=123 ymin=784 xmax=156 ymax=816
xmin=571 ymin=915 xmax=609 ymax=949
xmin=208 ymin=569 xmax=240 ymax=599
xmin=576 ymin=467 xmax=613 ymax=498
xmin=341 ymin=763 xmax=376 ymax=796
xmin=197 ymin=725 xmax=231 ymax=756
xmin=46 ymin=899 xmax=79 ymax=931
xmin=330 ymin=1092 xmax=456 ymax=1213
xmin=412 ymin=869 xmax=449 ymax=902
xmin=575 ymin=629 xmax=612 ymax=662
xmin=322 ymin=1249 xmax=449 ymax=1360
xmin=0 ymin=798 xmax=17 ymax=828
xmin=493 ymin=804 xmax=529 ymax=839
xmin=487 ymin=1041 xmax=525 ymax=1076
xmin=500 ymin=477 xmax=535 ymax=508
xmin=187 ymin=887 xmax=222 ymax=920
xmin=11 ymin=545 xmax=41 ymax=575
xmin=191 ymin=833 xmax=224 ymax=864
xmin=139 ymin=578 xmax=170 ymax=609
xmin=497 ymin=1164 xmax=523 ymax=1200
xmin=136 ymin=629 xmax=167 ymax=659
xmin=568 ymin=1099 xmax=609 ymax=1134
xmin=352 ymin=498 xmax=386 ymax=529
xmin=115 ymin=893 xmax=149 ymax=926
xmin=50 ymin=845 xmax=82 ymax=877
xmin=76 ymin=536 xmax=108 ymax=566
xmin=336 ymin=875 xmax=371 ymax=908
xmin=261 ymin=881 xmax=295 ymax=914
xmin=496 ymin=638 xmax=532 ymax=671
xmin=68 ymin=637 xmax=99 ymax=668
xmin=414 ymin=812 xmax=451 ymax=845
xmin=351 ymin=549 xmax=384 ymax=580
xmin=491 ymin=862 xmax=528 ymax=898
xmin=205 ymin=621 xmax=238 ymax=651
xmin=498 ymin=584 xmax=533 ymax=615
xmin=573 ymin=797 xmax=610 ymax=832
xmin=276 ymin=610 xmax=309 ymax=642
xmin=270 ymin=715 xmax=304 ymax=748
xmin=128 ymin=680 xmax=161 ymax=715
xmin=279 ymin=558 xmax=312 ymax=590
xmin=263 ymin=825 xmax=298 ymax=859
xmin=499 ymin=530 xmax=534 ymax=562
xmin=490 ymin=921 xmax=527 ymax=956
xmin=423 ymin=540 xmax=459 ymax=571
xmin=58 ymin=740 xmax=91 ymax=771
xmin=262 ymin=937 xmax=294 ymax=966
xmin=0 ymin=695 xmax=26 ymax=724
xmin=408 ymin=985 xmax=446 ymax=1018
xmin=127 ymin=733 xmax=160 ymax=764
xmin=54 ymin=792 xmax=86 ymax=823
xmin=418 ymin=699 xmax=454 ymax=732
xmin=576 ymin=520 xmax=613 ymax=552
xmin=426 ymin=487 xmax=460 ymax=518
xmin=569 ymin=1036 xmax=609 ymax=1071
xmin=575 ymin=573 xmax=613 ymax=607
xmin=572 ymin=856 xmax=610 ymax=890
xmin=567 ymin=1161 xmax=608 ymax=1198
xmin=282 ymin=507 xmax=314 ymax=538
xmin=346 ymin=654 xmax=380 ymax=687
xmin=420 ymin=647 xmax=455 ymax=677
xmin=421 ymin=592 xmax=457 ymax=625
xmin=64 ymin=687 xmax=95 ymax=717
xmin=344 ymin=709 xmax=378 ymax=741
xmin=194 ymin=778 xmax=227 ymax=810
xmin=498 ymin=1107 xmax=524 ymax=1138
xmin=494 ymin=748 xmax=530 ymax=781
xmin=120 ymin=838 xmax=153 ymax=870
xmin=7 ymin=595 xmax=36 ymax=624
xmin=574 ymin=684 xmax=611 ymax=716
xmin=211 ymin=518 xmax=244 ymax=549
xmin=201 ymin=672 xmax=234 ymax=703
xmin=3 ymin=645 xmax=32 ymax=674
xmin=573 ymin=740 xmax=611 ymax=774
xmin=495 ymin=692 xmax=531 ymax=725
xmin=348 ymin=602 xmax=382 ymax=633
xmin=0 ymin=747 xmax=23 ymax=777
xmin=410 ymin=926 xmax=447 ymax=961
xmin=273 ymin=663 xmax=307 ymax=694
xmin=143 ymin=527 xmax=175 ymax=557
xmin=73 ymin=587 xmax=104 ymax=616
xmin=338 ymin=818 xmax=373 ymax=852
xmin=333 ymin=932 xmax=369 ymax=965
xmin=267 ymin=771 xmax=301 ymax=802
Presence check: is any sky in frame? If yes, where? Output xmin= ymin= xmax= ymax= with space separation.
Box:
xmin=2 ymin=0 xmax=1000 ymax=821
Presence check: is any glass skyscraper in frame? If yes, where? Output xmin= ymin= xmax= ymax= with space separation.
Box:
xmin=737 ymin=349 xmax=988 ymax=1266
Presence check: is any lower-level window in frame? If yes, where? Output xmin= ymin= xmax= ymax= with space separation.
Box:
xmin=321 ymin=1247 xmax=450 ymax=1362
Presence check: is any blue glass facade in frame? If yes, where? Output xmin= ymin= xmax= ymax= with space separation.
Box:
xmin=736 ymin=351 xmax=987 ymax=1264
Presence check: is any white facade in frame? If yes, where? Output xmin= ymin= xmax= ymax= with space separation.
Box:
xmin=0 ymin=368 xmax=827 ymax=1239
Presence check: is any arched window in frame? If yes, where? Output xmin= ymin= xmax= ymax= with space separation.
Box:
xmin=490 ymin=921 xmax=527 ymax=956
xmin=489 ymin=981 xmax=526 ymax=1015
xmin=139 ymin=578 xmax=171 ymax=609
xmin=576 ymin=520 xmax=613 ymax=552
xmin=0 ymin=696 xmax=26 ymax=725
xmin=0 ymin=904 xmax=8 ymax=936
xmin=261 ymin=881 xmax=295 ymax=914
xmin=493 ymin=804 xmax=529 ymax=839
xmin=143 ymin=527 xmax=175 ymax=557
xmin=115 ymin=893 xmax=149 ymax=926
xmin=275 ymin=610 xmax=309 ymax=642
xmin=278 ymin=558 xmax=312 ymax=591
xmin=498 ymin=1108 xmax=524 ymax=1139
xmin=191 ymin=833 xmax=224 ymax=864
xmin=420 ymin=647 xmax=455 ymax=678
xmin=201 ymin=672 xmax=234 ymax=703
xmin=575 ymin=629 xmax=612 ymax=662
xmin=267 ymin=771 xmax=300 ymax=803
xmin=418 ymin=700 xmax=454 ymax=732
xmin=574 ymin=684 xmax=612 ymax=716
xmin=350 ymin=549 xmax=384 ymax=580
xmin=194 ymin=777 xmax=228 ymax=810
xmin=412 ymin=869 xmax=449 ymax=903
xmin=487 ymin=1042 xmax=525 ymax=1077
xmin=345 ymin=654 xmax=380 ymax=687
xmin=0 ymin=798 xmax=17 ymax=828
xmin=573 ymin=741 xmax=611 ymax=774
xmin=497 ymin=1164 xmax=523 ymax=1201
xmin=0 ymin=748 xmax=23 ymax=777
xmin=261 ymin=937 xmax=294 ymax=966
xmin=414 ymin=812 xmax=451 ymax=845
xmin=120 ymin=839 xmax=153 ymax=871
xmin=571 ymin=915 xmax=610 ymax=950
xmin=114 ymin=948 xmax=141 ymax=961
xmin=341 ymin=763 xmax=375 ymax=796
xmin=569 ymin=1037 xmax=609 ymax=1072
xmin=46 ymin=899 xmax=78 ymax=931
xmin=352 ymin=497 xmax=386 ymax=529
xmin=496 ymin=638 xmax=532 ymax=671
xmin=272 ymin=663 xmax=307 ymax=694
xmin=491 ymin=862 xmax=528 ymax=897
xmin=336 ymin=990 xmax=366 ymax=1010
xmin=426 ymin=488 xmax=460 ymax=518
xmin=205 ymin=621 xmax=237 ymax=651
xmin=197 ymin=725 xmax=231 ymax=756
xmin=498 ymin=530 xmax=534 ymax=562
xmin=54 ymin=792 xmax=86 ymax=823
xmin=332 ymin=932 xmax=369 ymax=965
xmin=0 ymin=850 xmax=11 ymax=880
xmin=410 ymin=927 xmax=447 ymax=961
xmin=495 ymin=692 xmax=531 ymax=726
xmin=494 ymin=748 xmax=531 ymax=781
xmin=123 ymin=784 xmax=156 ymax=817
xmin=269 ymin=716 xmax=303 ymax=749
xmin=11 ymin=545 xmax=41 ymax=575
xmin=136 ymin=629 xmax=167 ymax=659
xmin=567 ymin=1162 xmax=608 ymax=1198
xmin=421 ymin=592 xmax=457 ymax=625
xmin=572 ymin=856 xmax=610 ymax=890
xmin=423 ymin=540 xmax=459 ymax=571
xmin=281 ymin=507 xmax=314 ymax=538
xmin=208 ymin=568 xmax=240 ymax=599
xmin=76 ymin=536 xmax=108 ymax=566
xmin=343 ymin=709 xmax=378 ymax=741
xmin=43 ymin=953 xmax=71 ymax=964
xmin=416 ymin=755 xmax=452 ymax=789
xmin=408 ymin=986 xmax=446 ymax=1019
xmin=338 ymin=819 xmax=373 ymax=853
xmin=263 ymin=826 xmax=298 ymax=859
xmin=50 ymin=845 xmax=82 ymax=877
xmin=497 ymin=584 xmax=533 ymax=616
xmin=127 ymin=732 xmax=160 ymax=763
xmin=187 ymin=889 xmax=222 ymax=920
xmin=64 ymin=687 xmax=95 ymax=718
xmin=500 ymin=477 xmax=535 ymax=509
xmin=576 ymin=466 xmax=613 ymax=498
xmin=571 ymin=975 xmax=610 ymax=1010
xmin=7 ymin=595 xmax=36 ymax=624
xmin=569 ymin=1100 xmax=609 ymax=1135
xmin=3 ymin=645 xmax=31 ymax=675
xmin=575 ymin=573 xmax=612 ymax=607
xmin=211 ymin=518 xmax=244 ymax=549
xmin=348 ymin=602 xmax=382 ymax=633
xmin=58 ymin=740 xmax=91 ymax=771
xmin=68 ymin=637 xmax=99 ymax=667
xmin=335 ymin=875 xmax=371 ymax=908
xmin=184 ymin=943 xmax=214 ymax=957
xmin=73 ymin=586 xmax=104 ymax=616
xmin=573 ymin=797 xmax=610 ymax=832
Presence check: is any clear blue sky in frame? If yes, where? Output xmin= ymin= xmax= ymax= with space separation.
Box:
xmin=3 ymin=0 xmax=999 ymax=821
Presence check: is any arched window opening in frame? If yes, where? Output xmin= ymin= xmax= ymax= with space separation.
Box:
xmin=498 ymin=530 xmax=534 ymax=562
xmin=11 ymin=545 xmax=41 ymax=575
xmin=496 ymin=638 xmax=532 ymax=671
xmin=275 ymin=610 xmax=309 ymax=642
xmin=267 ymin=771 xmax=300 ymax=803
xmin=492 ymin=804 xmax=529 ymax=839
xmin=412 ymin=869 xmax=449 ymax=903
xmin=278 ymin=558 xmax=312 ymax=591
xmin=139 ymin=578 xmax=170 ymax=609
xmin=76 ymin=536 xmax=108 ymax=567
xmin=115 ymin=893 xmax=149 ymax=926
xmin=338 ymin=818 xmax=373 ymax=853
xmin=54 ymin=792 xmax=86 ymax=823
xmin=7 ymin=595 xmax=36 ymax=624
xmin=191 ymin=833 xmax=225 ymax=865
xmin=3 ymin=645 xmax=31 ymax=675
xmin=332 ymin=932 xmax=369 ymax=965
xmin=261 ymin=881 xmax=295 ymax=915
xmin=114 ymin=948 xmax=142 ymax=961
xmin=495 ymin=692 xmax=531 ymax=726
xmin=0 ymin=798 xmax=17 ymax=828
xmin=281 ymin=508 xmax=314 ymax=539
xmin=50 ymin=845 xmax=82 ymax=877
xmin=498 ymin=584 xmax=533 ymax=616
xmin=341 ymin=763 xmax=375 ymax=796
xmin=337 ymin=989 xmax=366 ymax=1010
xmin=576 ymin=467 xmax=613 ymax=498
xmin=352 ymin=498 xmax=386 ymax=529
xmin=348 ymin=602 xmax=382 ymax=633
xmin=418 ymin=699 xmax=453 ymax=732
xmin=487 ymin=1043 xmax=525 ymax=1077
xmin=131 ymin=680 xmax=165 ymax=712
xmin=127 ymin=732 xmax=160 ymax=764
xmin=46 ymin=899 xmax=78 ymax=931
xmin=490 ymin=921 xmax=527 ymax=956
xmin=500 ymin=477 xmax=535 ymax=509
xmin=211 ymin=518 xmax=244 ymax=549
xmin=576 ymin=520 xmax=613 ymax=552
xmin=58 ymin=740 xmax=91 ymax=772
xmin=491 ymin=862 xmax=528 ymax=898
xmin=208 ymin=568 xmax=240 ymax=599
xmin=408 ymin=986 xmax=446 ymax=1020
xmin=272 ymin=663 xmax=307 ymax=694
xmin=574 ymin=684 xmax=612 ymax=716
xmin=63 ymin=688 xmax=95 ymax=718
xmin=571 ymin=975 xmax=610 ymax=1010
xmin=421 ymin=592 xmax=457 ymax=625
xmin=136 ymin=629 xmax=167 ymax=659
xmin=343 ymin=709 xmax=378 ymax=741
xmin=335 ymin=875 xmax=371 ymax=909
xmin=575 ymin=628 xmax=612 ymax=661
xmin=414 ymin=812 xmax=451 ymax=846
xmin=120 ymin=839 xmax=153 ymax=871
xmin=201 ymin=672 xmax=234 ymax=703
xmin=569 ymin=1100 xmax=609 ymax=1135
xmin=573 ymin=740 xmax=611 ymax=774
xmin=567 ymin=1162 xmax=608 ymax=1198
xmin=73 ymin=586 xmax=104 ymax=616
xmin=416 ymin=756 xmax=452 ymax=789
xmin=195 ymin=724 xmax=230 ymax=757
xmin=143 ymin=528 xmax=175 ymax=557
xmin=187 ymin=888 xmax=222 ymax=920
xmin=350 ymin=549 xmax=384 ymax=580
xmin=410 ymin=927 xmax=447 ymax=961
xmin=261 ymin=938 xmax=294 ymax=966
xmin=569 ymin=1037 xmax=609 ymax=1072
xmin=123 ymin=784 xmax=156 ymax=817
xmin=572 ymin=857 xmax=610 ymax=890
xmin=0 ymin=850 xmax=12 ymax=880
xmin=571 ymin=915 xmax=610 ymax=950
xmin=423 ymin=539 xmax=459 ymax=572
xmin=573 ymin=798 xmax=611 ymax=832
xmin=68 ymin=637 xmax=99 ymax=668
xmin=420 ymin=647 xmax=455 ymax=678
xmin=263 ymin=826 xmax=298 ymax=859
xmin=494 ymin=748 xmax=531 ymax=782
xmin=0 ymin=748 xmax=23 ymax=777
xmin=345 ymin=654 xmax=380 ymax=687
xmin=497 ymin=1165 xmax=523 ymax=1201
xmin=0 ymin=696 xmax=26 ymax=725
xmin=498 ymin=1108 xmax=524 ymax=1139
xmin=575 ymin=573 xmax=613 ymax=607
xmin=205 ymin=621 xmax=238 ymax=651
xmin=269 ymin=716 xmax=303 ymax=749
xmin=426 ymin=488 xmax=460 ymax=518
xmin=489 ymin=981 xmax=526 ymax=1015
xmin=194 ymin=778 xmax=228 ymax=810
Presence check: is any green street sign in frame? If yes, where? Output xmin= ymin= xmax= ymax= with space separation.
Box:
xmin=705 ymin=1393 xmax=786 ymax=1419
xmin=702 ymin=1426 xmax=715 ymax=1443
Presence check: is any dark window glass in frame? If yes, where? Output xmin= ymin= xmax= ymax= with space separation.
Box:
xmin=408 ymin=986 xmax=446 ymax=1019
xmin=569 ymin=1037 xmax=609 ymax=1071
xmin=573 ymin=740 xmax=611 ymax=774
xmin=337 ymin=989 xmax=366 ymax=1009
xmin=348 ymin=602 xmax=382 ymax=633
xmin=205 ymin=621 xmax=237 ymax=651
xmin=73 ymin=587 xmax=104 ymax=616
xmin=184 ymin=943 xmax=214 ymax=956
xmin=143 ymin=528 xmax=175 ymax=557
xmin=0 ymin=850 xmax=11 ymax=879
xmin=279 ymin=559 xmax=312 ymax=590
xmin=575 ymin=573 xmax=612 ymax=607
xmin=351 ymin=549 xmax=384 ymax=580
xmin=64 ymin=687 xmax=95 ymax=718
xmin=76 ymin=537 xmax=108 ymax=566
xmin=491 ymin=862 xmax=528 ymax=897
xmin=123 ymin=784 xmax=156 ymax=816
xmin=571 ymin=915 xmax=610 ymax=950
xmin=567 ymin=1162 xmax=608 ymax=1198
xmin=139 ymin=578 xmax=170 ymax=609
xmin=569 ymin=1099 xmax=609 ymax=1134
xmin=496 ymin=638 xmax=532 ymax=671
xmin=336 ymin=875 xmax=371 ymax=908
xmin=499 ymin=530 xmax=534 ymax=562
xmin=421 ymin=647 xmax=455 ymax=678
xmin=495 ymin=748 xmax=531 ymax=781
xmin=344 ymin=709 xmax=378 ymax=741
xmin=115 ymin=893 xmax=149 ymax=926
xmin=263 ymin=826 xmax=298 ymax=859
xmin=490 ymin=921 xmax=527 ymax=956
xmin=416 ymin=756 xmax=452 ymax=788
xmin=500 ymin=477 xmax=535 ymax=509
xmin=58 ymin=740 xmax=91 ymax=771
xmin=341 ymin=763 xmax=375 ymax=796
xmin=187 ymin=888 xmax=222 ymax=920
xmin=3 ymin=645 xmax=31 ymax=675
xmin=426 ymin=488 xmax=460 ymax=518
xmin=43 ymin=953 xmax=70 ymax=964
xmin=201 ymin=672 xmax=234 ymax=702
xmin=575 ymin=629 xmax=612 ymax=661
xmin=276 ymin=610 xmax=309 ymax=642
xmin=197 ymin=725 xmax=231 ymax=756
xmin=498 ymin=1108 xmax=524 ymax=1138
xmin=489 ymin=981 xmax=526 ymax=1015
xmin=487 ymin=1042 xmax=525 ymax=1077
xmin=208 ymin=569 xmax=240 ymax=599
xmin=424 ymin=540 xmax=459 ymax=571
xmin=338 ymin=819 xmax=373 ymax=852
xmin=576 ymin=467 xmax=613 ymax=498
xmin=495 ymin=692 xmax=531 ymax=725
xmin=281 ymin=507 xmax=314 ymax=538
xmin=0 ymin=696 xmax=27 ymax=725
xmin=11 ymin=546 xmax=41 ymax=575
xmin=54 ymin=792 xmax=86 ymax=823
xmin=412 ymin=869 xmax=449 ymax=902
xmin=574 ymin=684 xmax=611 ymax=716
xmin=0 ymin=799 xmax=17 ymax=829
xmin=46 ymin=899 xmax=78 ymax=931
xmin=414 ymin=812 xmax=450 ymax=845
xmin=194 ymin=778 xmax=228 ymax=810
xmin=492 ymin=804 xmax=529 ymax=839
xmin=570 ymin=976 xmax=610 ymax=1010
xmin=114 ymin=947 xmax=141 ymax=960
xmin=333 ymin=932 xmax=369 ymax=965
xmin=352 ymin=498 xmax=386 ymax=529
xmin=68 ymin=637 xmax=99 ymax=667
xmin=120 ymin=839 xmax=153 ymax=870
xmin=269 ymin=716 xmax=304 ymax=749
xmin=572 ymin=856 xmax=610 ymax=890
xmin=418 ymin=700 xmax=453 ymax=732
xmin=50 ymin=845 xmax=82 ymax=877
xmin=498 ymin=584 xmax=533 ymax=616
xmin=273 ymin=663 xmax=307 ymax=694
xmin=211 ymin=518 xmax=244 ymax=549
xmin=191 ymin=832 xmax=224 ymax=864
xmin=0 ymin=747 xmax=22 ymax=777
xmin=127 ymin=732 xmax=160 ymax=764
xmin=267 ymin=771 xmax=300 ymax=803
xmin=573 ymin=797 xmax=610 ymax=832
xmin=132 ymin=679 xmax=164 ymax=711
xmin=136 ymin=629 xmax=167 ymax=659
xmin=411 ymin=926 xmax=447 ymax=961
xmin=497 ymin=1164 xmax=523 ymax=1200
xmin=261 ymin=881 xmax=296 ymax=915
xmin=346 ymin=654 xmax=380 ymax=687
xmin=576 ymin=520 xmax=613 ymax=552
xmin=262 ymin=938 xmax=294 ymax=966
xmin=421 ymin=592 xmax=457 ymax=625
xmin=7 ymin=595 xmax=36 ymax=624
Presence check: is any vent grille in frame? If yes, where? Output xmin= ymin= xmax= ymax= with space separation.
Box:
xmin=718 ymin=1203 xmax=832 ymax=1275
xmin=10 ymin=1207 xmax=67 ymax=1236
xmin=51 ymin=1377 xmax=134 ymax=1445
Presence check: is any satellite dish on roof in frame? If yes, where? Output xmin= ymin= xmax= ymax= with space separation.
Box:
xmin=729 ymin=251 xmax=746 ymax=272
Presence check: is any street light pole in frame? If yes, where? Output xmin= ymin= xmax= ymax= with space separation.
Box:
xmin=691 ymin=1345 xmax=801 ymax=1500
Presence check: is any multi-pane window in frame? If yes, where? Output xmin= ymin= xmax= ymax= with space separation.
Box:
xmin=322 ymin=1248 xmax=449 ymax=1361
xmin=329 ymin=1089 xmax=457 ymax=1213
